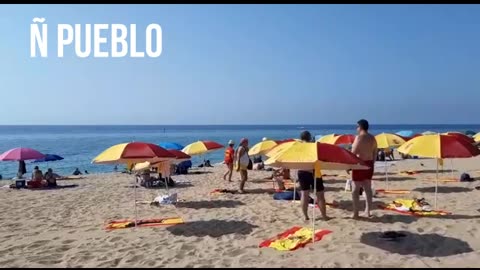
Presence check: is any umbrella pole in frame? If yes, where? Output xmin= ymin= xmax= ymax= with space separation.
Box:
xmin=435 ymin=159 xmax=438 ymax=210
xmin=385 ymin=158 xmax=388 ymax=190
xmin=134 ymin=175 xmax=138 ymax=228
xmin=450 ymin=159 xmax=453 ymax=180
xmin=312 ymin=175 xmax=317 ymax=244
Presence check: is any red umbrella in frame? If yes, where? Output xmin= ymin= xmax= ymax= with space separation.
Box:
xmin=329 ymin=134 xmax=356 ymax=145
xmin=0 ymin=147 xmax=45 ymax=161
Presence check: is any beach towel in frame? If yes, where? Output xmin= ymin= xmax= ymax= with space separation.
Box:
xmin=380 ymin=199 xmax=451 ymax=216
xmin=375 ymin=189 xmax=411 ymax=195
xmin=423 ymin=178 xmax=458 ymax=183
xmin=105 ymin=217 xmax=184 ymax=230
xmin=259 ymin=226 xmax=332 ymax=251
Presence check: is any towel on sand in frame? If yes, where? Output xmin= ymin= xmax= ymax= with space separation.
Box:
xmin=105 ymin=217 xmax=184 ymax=230
xmin=259 ymin=226 xmax=332 ymax=251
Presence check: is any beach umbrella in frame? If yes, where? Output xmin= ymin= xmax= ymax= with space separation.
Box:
xmin=316 ymin=134 xmax=339 ymax=143
xmin=264 ymin=141 xmax=368 ymax=243
xmin=0 ymin=148 xmax=46 ymax=177
xmin=158 ymin=142 xmax=184 ymax=151
xmin=375 ymin=133 xmax=406 ymax=190
xmin=0 ymin=147 xmax=45 ymax=161
xmin=398 ymin=134 xmax=480 ymax=208
xmin=32 ymin=154 xmax=64 ymax=163
xmin=474 ymin=133 xmax=480 ymax=142
xmin=92 ymin=142 xmax=176 ymax=227
xmin=322 ymin=134 xmax=356 ymax=146
xmin=396 ymin=130 xmax=414 ymax=138
xmin=249 ymin=140 xmax=278 ymax=156
xmin=465 ymin=130 xmax=476 ymax=136
xmin=168 ymin=149 xmax=191 ymax=165
xmin=442 ymin=132 xmax=475 ymax=144
xmin=182 ymin=141 xmax=224 ymax=156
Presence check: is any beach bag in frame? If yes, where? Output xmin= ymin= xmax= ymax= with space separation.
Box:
xmin=247 ymin=159 xmax=253 ymax=170
xmin=460 ymin=173 xmax=473 ymax=182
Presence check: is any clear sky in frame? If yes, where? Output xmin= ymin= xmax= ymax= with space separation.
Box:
xmin=1 ymin=4 xmax=479 ymax=125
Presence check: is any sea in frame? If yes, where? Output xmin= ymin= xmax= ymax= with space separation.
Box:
xmin=0 ymin=125 xmax=479 ymax=179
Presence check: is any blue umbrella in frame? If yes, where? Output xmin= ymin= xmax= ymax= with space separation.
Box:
xmin=33 ymin=154 xmax=64 ymax=163
xmin=158 ymin=142 xmax=184 ymax=151
xmin=396 ymin=130 xmax=414 ymax=137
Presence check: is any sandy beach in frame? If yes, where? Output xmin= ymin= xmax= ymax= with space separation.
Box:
xmin=1 ymin=155 xmax=480 ymax=268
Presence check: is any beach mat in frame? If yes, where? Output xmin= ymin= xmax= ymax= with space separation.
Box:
xmin=105 ymin=217 xmax=184 ymax=230
xmin=259 ymin=226 xmax=332 ymax=251
xmin=423 ymin=178 xmax=459 ymax=183
xmin=379 ymin=204 xmax=451 ymax=216
xmin=376 ymin=189 xmax=411 ymax=195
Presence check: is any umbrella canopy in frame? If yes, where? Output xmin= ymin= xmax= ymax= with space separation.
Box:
xmin=465 ymin=130 xmax=476 ymax=136
xmin=396 ymin=130 xmax=414 ymax=137
xmin=264 ymin=141 xmax=368 ymax=171
xmin=442 ymin=132 xmax=475 ymax=144
xmin=248 ymin=140 xmax=278 ymax=156
xmin=397 ymin=134 xmax=480 ymax=159
xmin=0 ymin=147 xmax=45 ymax=161
xmin=92 ymin=142 xmax=176 ymax=164
xmin=316 ymin=134 xmax=339 ymax=143
xmin=182 ymin=141 xmax=224 ymax=156
xmin=375 ymin=133 xmax=406 ymax=149
xmin=158 ymin=142 xmax=184 ymax=151
xmin=322 ymin=134 xmax=356 ymax=145
xmin=168 ymin=149 xmax=191 ymax=161
xmin=33 ymin=154 xmax=64 ymax=163
xmin=475 ymin=133 xmax=480 ymax=142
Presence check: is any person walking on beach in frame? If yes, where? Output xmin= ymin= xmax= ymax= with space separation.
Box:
xmin=298 ymin=131 xmax=328 ymax=221
xmin=223 ymin=140 xmax=235 ymax=182
xmin=351 ymin=119 xmax=377 ymax=219
xmin=235 ymin=138 xmax=250 ymax=194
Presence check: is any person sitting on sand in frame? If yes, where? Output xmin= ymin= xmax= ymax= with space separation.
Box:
xmin=44 ymin=168 xmax=61 ymax=187
xmin=272 ymin=168 xmax=286 ymax=191
xmin=28 ymin=167 xmax=46 ymax=188
xmin=72 ymin=168 xmax=82 ymax=176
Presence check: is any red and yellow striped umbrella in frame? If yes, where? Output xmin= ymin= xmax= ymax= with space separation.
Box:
xmin=398 ymin=134 xmax=480 ymax=159
xmin=323 ymin=134 xmax=356 ymax=145
xmin=182 ymin=140 xmax=224 ymax=156
xmin=92 ymin=142 xmax=176 ymax=164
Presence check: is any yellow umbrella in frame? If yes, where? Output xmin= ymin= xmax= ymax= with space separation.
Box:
xmin=248 ymin=140 xmax=278 ymax=156
xmin=265 ymin=141 xmax=368 ymax=171
xmin=474 ymin=133 xmax=480 ymax=142
xmin=182 ymin=140 xmax=224 ymax=156
xmin=398 ymin=134 xmax=480 ymax=208
xmin=316 ymin=133 xmax=338 ymax=143
xmin=265 ymin=140 xmax=298 ymax=158
xmin=374 ymin=133 xmax=406 ymax=190
xmin=375 ymin=133 xmax=406 ymax=149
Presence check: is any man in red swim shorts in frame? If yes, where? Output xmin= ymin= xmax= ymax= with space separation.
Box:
xmin=351 ymin=119 xmax=377 ymax=219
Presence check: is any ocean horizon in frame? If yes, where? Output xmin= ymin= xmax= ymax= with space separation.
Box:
xmin=1 ymin=124 xmax=479 ymax=179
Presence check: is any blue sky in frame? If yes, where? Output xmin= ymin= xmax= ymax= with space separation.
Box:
xmin=0 ymin=4 xmax=479 ymax=125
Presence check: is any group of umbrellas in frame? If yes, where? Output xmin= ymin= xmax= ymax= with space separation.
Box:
xmin=0 ymin=148 xmax=64 ymax=176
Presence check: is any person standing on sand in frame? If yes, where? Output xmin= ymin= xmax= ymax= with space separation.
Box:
xmin=235 ymin=138 xmax=250 ymax=194
xmin=223 ymin=140 xmax=235 ymax=182
xmin=298 ymin=131 xmax=328 ymax=221
xmin=350 ymin=119 xmax=377 ymax=219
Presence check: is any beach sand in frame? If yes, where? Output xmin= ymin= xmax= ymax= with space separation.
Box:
xmin=1 ymin=155 xmax=480 ymax=268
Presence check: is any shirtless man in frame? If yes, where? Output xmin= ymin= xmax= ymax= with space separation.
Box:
xmin=351 ymin=119 xmax=377 ymax=219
